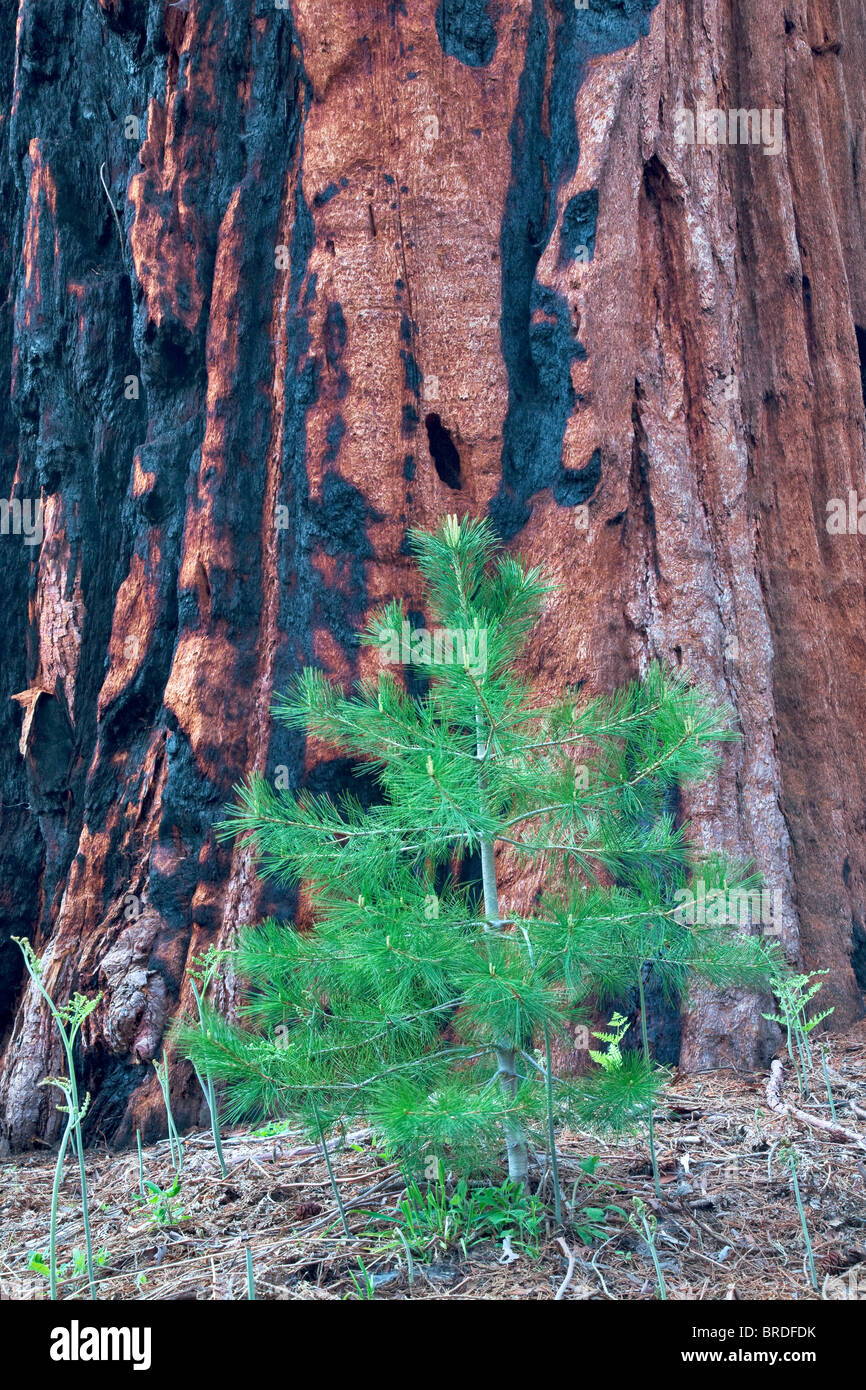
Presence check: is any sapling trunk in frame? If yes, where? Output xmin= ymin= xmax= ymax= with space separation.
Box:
xmin=477 ymin=716 xmax=529 ymax=1185
xmin=518 ymin=924 xmax=563 ymax=1223
xmin=479 ymin=832 xmax=529 ymax=1183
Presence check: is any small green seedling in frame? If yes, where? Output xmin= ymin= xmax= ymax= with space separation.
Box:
xmin=365 ymin=1169 xmax=545 ymax=1261
xmin=251 ymin=1120 xmax=293 ymax=1139
xmin=348 ymin=1257 xmax=376 ymax=1300
xmin=134 ymin=1175 xmax=187 ymax=1228
xmin=589 ymin=1012 xmax=631 ymax=1071
xmin=28 ymin=1246 xmax=109 ymax=1291
xmin=588 ymin=1011 xmax=665 ymax=1199
xmin=628 ymin=1197 xmax=667 ymax=1300
xmin=572 ymin=1204 xmax=628 ymax=1246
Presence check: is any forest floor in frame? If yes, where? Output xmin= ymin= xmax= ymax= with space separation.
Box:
xmin=2 ymin=1027 xmax=865 ymax=1302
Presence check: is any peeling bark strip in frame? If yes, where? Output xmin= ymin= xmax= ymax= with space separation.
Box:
xmin=0 ymin=0 xmax=865 ymax=1148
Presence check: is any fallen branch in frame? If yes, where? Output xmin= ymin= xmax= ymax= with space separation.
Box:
xmin=766 ymin=1061 xmax=866 ymax=1148
xmin=554 ymin=1237 xmax=576 ymax=1300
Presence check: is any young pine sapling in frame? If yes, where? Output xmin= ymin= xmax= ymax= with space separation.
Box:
xmin=177 ymin=517 xmax=781 ymax=1194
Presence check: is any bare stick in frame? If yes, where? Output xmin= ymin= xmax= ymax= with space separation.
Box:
xmin=554 ymin=1236 xmax=576 ymax=1300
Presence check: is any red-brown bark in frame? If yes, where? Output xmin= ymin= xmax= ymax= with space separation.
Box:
xmin=1 ymin=0 xmax=864 ymax=1147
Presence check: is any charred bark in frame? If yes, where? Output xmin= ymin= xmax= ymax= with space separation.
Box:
xmin=1 ymin=0 xmax=864 ymax=1148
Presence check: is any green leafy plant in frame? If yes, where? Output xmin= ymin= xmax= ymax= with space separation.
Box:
xmin=366 ymin=1169 xmax=545 ymax=1260
xmin=13 ymin=938 xmax=101 ymax=1300
xmin=587 ymin=1011 xmax=668 ymax=1196
xmin=581 ymin=1013 xmax=656 ymax=1200
xmin=763 ymin=971 xmax=833 ymax=1096
xmin=26 ymin=1250 xmax=52 ymax=1280
xmin=133 ymin=1174 xmax=186 ymax=1228
xmin=570 ymin=1203 xmax=627 ymax=1245
xmin=588 ymin=1012 xmax=631 ymax=1071
xmin=251 ymin=1120 xmax=293 ymax=1138
xmin=176 ymin=517 xmax=781 ymax=1189
xmin=628 ymin=1197 xmax=667 ymax=1300
xmin=567 ymin=1155 xmax=629 ymax=1243
xmin=348 ymin=1256 xmax=376 ymax=1300
xmin=27 ymin=1245 xmax=109 ymax=1293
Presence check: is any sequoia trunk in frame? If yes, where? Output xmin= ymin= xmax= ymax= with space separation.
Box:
xmin=1 ymin=0 xmax=864 ymax=1148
